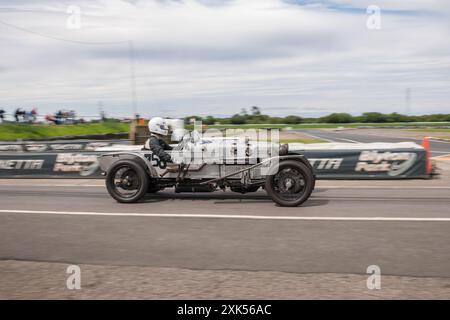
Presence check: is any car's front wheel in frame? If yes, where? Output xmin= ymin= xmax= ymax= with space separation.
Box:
xmin=106 ymin=160 xmax=149 ymax=203
xmin=265 ymin=160 xmax=315 ymax=207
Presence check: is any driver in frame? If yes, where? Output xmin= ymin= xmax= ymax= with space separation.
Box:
xmin=144 ymin=117 xmax=173 ymax=163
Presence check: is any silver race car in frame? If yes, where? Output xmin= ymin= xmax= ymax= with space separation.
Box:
xmin=99 ymin=133 xmax=315 ymax=207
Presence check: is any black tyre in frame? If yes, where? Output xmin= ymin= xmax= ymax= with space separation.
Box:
xmin=106 ymin=160 xmax=149 ymax=203
xmin=265 ymin=160 xmax=315 ymax=207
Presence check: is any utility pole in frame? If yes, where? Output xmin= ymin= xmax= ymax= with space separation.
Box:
xmin=98 ymin=101 xmax=105 ymax=121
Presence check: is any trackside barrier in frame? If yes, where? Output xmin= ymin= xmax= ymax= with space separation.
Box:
xmin=0 ymin=141 xmax=430 ymax=179
xmin=0 ymin=140 xmax=126 ymax=178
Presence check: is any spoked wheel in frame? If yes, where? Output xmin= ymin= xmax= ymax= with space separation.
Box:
xmin=265 ymin=160 xmax=315 ymax=207
xmin=106 ymin=160 xmax=149 ymax=203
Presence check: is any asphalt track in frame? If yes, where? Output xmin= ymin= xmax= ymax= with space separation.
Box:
xmin=1 ymin=132 xmax=450 ymax=297
xmin=299 ymin=129 xmax=450 ymax=156
xmin=1 ymin=176 xmax=449 ymax=279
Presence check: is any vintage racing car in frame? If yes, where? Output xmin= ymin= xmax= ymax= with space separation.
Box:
xmin=98 ymin=133 xmax=315 ymax=207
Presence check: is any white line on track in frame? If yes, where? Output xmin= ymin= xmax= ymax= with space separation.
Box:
xmin=0 ymin=184 xmax=104 ymax=187
xmin=318 ymin=186 xmax=450 ymax=189
xmin=335 ymin=137 xmax=360 ymax=143
xmin=2 ymin=183 xmax=450 ymax=189
xmin=0 ymin=209 xmax=449 ymax=222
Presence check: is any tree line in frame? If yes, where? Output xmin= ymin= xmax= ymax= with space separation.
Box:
xmin=184 ymin=107 xmax=450 ymax=125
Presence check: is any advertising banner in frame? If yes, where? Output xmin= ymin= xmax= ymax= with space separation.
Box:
xmin=302 ymin=149 xmax=427 ymax=179
xmin=0 ymin=140 xmax=127 ymax=153
xmin=0 ymin=148 xmax=428 ymax=179
xmin=0 ymin=153 xmax=102 ymax=178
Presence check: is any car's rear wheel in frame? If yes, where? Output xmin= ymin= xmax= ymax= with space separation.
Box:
xmin=265 ymin=160 xmax=315 ymax=207
xmin=106 ymin=160 xmax=149 ymax=203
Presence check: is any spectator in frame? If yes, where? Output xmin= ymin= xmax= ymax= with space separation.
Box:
xmin=24 ymin=110 xmax=31 ymax=123
xmin=14 ymin=108 xmax=20 ymax=122
xmin=68 ymin=110 xmax=76 ymax=124
xmin=55 ymin=110 xmax=63 ymax=124
xmin=14 ymin=108 xmax=26 ymax=122
xmin=31 ymin=108 xmax=38 ymax=122
xmin=45 ymin=113 xmax=58 ymax=125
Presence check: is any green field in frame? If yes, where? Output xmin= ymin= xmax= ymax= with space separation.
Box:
xmin=2 ymin=121 xmax=450 ymax=141
xmin=0 ymin=121 xmax=129 ymax=141
xmin=412 ymin=128 xmax=450 ymax=132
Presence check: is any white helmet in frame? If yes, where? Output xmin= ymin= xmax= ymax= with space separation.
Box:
xmin=148 ymin=117 xmax=169 ymax=136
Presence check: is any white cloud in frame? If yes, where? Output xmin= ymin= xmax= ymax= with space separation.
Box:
xmin=0 ymin=0 xmax=449 ymax=118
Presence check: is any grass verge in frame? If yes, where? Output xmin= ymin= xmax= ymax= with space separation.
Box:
xmin=0 ymin=121 xmax=129 ymax=141
xmin=412 ymin=128 xmax=450 ymax=132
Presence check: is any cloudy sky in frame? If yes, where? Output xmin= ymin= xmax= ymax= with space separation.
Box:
xmin=0 ymin=0 xmax=449 ymax=118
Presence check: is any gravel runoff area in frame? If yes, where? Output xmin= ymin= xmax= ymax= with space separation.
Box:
xmin=1 ymin=260 xmax=450 ymax=300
